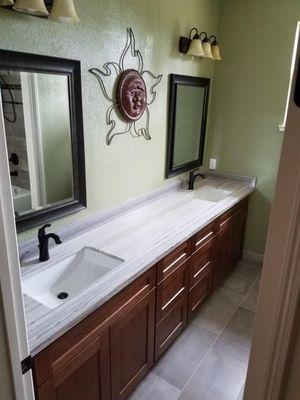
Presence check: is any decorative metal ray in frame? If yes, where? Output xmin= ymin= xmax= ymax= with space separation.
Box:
xmin=89 ymin=28 xmax=162 ymax=145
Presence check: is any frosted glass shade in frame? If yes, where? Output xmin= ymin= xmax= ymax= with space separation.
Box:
xmin=202 ymin=40 xmax=213 ymax=59
xmin=211 ymin=43 xmax=221 ymax=60
xmin=0 ymin=0 xmax=14 ymax=6
xmin=187 ymin=38 xmax=204 ymax=57
xmin=13 ymin=0 xmax=49 ymax=15
xmin=49 ymin=0 xmax=79 ymax=23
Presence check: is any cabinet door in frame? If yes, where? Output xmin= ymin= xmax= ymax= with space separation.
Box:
xmin=36 ymin=330 xmax=110 ymax=400
xmin=111 ymin=290 xmax=156 ymax=400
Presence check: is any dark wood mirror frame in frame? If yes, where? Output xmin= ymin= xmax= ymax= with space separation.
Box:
xmin=166 ymin=74 xmax=210 ymax=178
xmin=0 ymin=49 xmax=86 ymax=232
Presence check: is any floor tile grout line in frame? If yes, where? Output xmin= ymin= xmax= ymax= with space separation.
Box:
xmin=239 ymin=273 xmax=261 ymax=312
xmin=179 ymin=269 xmax=259 ymax=396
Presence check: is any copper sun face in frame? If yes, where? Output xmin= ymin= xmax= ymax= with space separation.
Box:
xmin=118 ymin=70 xmax=147 ymax=122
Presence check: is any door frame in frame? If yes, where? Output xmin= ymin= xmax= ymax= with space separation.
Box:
xmin=244 ymin=36 xmax=300 ymax=400
xmin=0 ymin=95 xmax=35 ymax=399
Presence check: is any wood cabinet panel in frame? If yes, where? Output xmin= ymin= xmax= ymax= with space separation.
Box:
xmin=157 ymin=241 xmax=190 ymax=283
xmin=156 ymin=260 xmax=189 ymax=322
xmin=155 ymin=296 xmax=187 ymax=360
xmin=230 ymin=200 xmax=248 ymax=268
xmin=110 ymin=290 xmax=156 ymax=400
xmin=213 ymin=221 xmax=231 ymax=288
xmin=188 ymin=268 xmax=212 ymax=321
xmin=36 ymin=330 xmax=110 ymax=400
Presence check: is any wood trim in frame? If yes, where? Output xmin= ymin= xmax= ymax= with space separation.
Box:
xmin=0 ymin=90 xmax=34 ymax=399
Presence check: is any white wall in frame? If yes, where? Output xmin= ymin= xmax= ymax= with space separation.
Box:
xmin=0 ymin=286 xmax=14 ymax=400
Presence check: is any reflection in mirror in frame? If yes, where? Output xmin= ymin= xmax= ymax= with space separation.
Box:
xmin=0 ymin=50 xmax=86 ymax=232
xmin=1 ymin=71 xmax=74 ymax=217
xmin=166 ymin=74 xmax=210 ymax=177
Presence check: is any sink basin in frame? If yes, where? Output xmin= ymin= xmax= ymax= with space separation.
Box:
xmin=22 ymin=247 xmax=124 ymax=309
xmin=195 ymin=186 xmax=233 ymax=202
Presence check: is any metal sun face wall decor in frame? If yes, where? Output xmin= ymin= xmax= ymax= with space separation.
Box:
xmin=90 ymin=28 xmax=162 ymax=145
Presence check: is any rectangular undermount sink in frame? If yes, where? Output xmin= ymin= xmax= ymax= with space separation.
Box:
xmin=22 ymin=247 xmax=124 ymax=309
xmin=195 ymin=186 xmax=233 ymax=202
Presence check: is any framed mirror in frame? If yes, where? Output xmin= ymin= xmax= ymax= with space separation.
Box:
xmin=166 ymin=74 xmax=210 ymax=177
xmin=0 ymin=50 xmax=86 ymax=232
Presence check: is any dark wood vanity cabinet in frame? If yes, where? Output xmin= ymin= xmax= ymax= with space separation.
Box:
xmin=32 ymin=198 xmax=249 ymax=400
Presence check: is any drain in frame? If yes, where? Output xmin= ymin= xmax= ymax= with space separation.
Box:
xmin=57 ymin=292 xmax=69 ymax=300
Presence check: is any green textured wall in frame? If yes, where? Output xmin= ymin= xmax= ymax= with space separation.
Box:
xmin=205 ymin=0 xmax=300 ymax=255
xmin=0 ymin=0 xmax=221 ymax=241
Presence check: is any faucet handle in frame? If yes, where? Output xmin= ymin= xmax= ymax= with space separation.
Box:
xmin=38 ymin=224 xmax=51 ymax=237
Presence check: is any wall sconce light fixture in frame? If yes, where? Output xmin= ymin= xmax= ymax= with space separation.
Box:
xmin=0 ymin=0 xmax=14 ymax=6
xmin=49 ymin=0 xmax=79 ymax=24
xmin=186 ymin=28 xmax=204 ymax=57
xmin=13 ymin=0 xmax=49 ymax=16
xmin=0 ymin=0 xmax=80 ymax=22
xmin=210 ymin=35 xmax=222 ymax=60
xmin=179 ymin=28 xmax=222 ymax=61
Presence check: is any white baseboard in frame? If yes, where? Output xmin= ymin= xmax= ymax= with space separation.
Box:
xmin=242 ymin=250 xmax=264 ymax=268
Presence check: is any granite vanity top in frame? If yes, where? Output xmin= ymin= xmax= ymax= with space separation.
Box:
xmin=21 ymin=171 xmax=256 ymax=356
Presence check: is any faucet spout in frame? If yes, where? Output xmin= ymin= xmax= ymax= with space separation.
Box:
xmin=188 ymin=169 xmax=206 ymax=190
xmin=38 ymin=224 xmax=62 ymax=262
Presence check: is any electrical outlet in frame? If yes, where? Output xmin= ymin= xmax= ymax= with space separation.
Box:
xmin=209 ymin=158 xmax=217 ymax=170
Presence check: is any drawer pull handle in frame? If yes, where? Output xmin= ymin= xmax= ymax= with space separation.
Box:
xmin=196 ymin=232 xmax=213 ymax=247
xmin=163 ymin=253 xmax=187 ymax=274
xmin=162 ymin=288 xmax=185 ymax=310
xmin=220 ymin=217 xmax=231 ymax=228
xmin=194 ymin=261 xmax=211 ymax=279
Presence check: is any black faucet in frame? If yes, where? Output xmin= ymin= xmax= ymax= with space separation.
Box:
xmin=188 ymin=169 xmax=206 ymax=190
xmin=38 ymin=224 xmax=62 ymax=262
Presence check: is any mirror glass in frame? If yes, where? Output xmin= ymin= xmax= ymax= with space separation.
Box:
xmin=166 ymin=74 xmax=210 ymax=177
xmin=173 ymin=85 xmax=205 ymax=167
xmin=1 ymin=70 xmax=74 ymax=217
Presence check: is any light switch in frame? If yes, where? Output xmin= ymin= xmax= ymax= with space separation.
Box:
xmin=209 ymin=158 xmax=217 ymax=170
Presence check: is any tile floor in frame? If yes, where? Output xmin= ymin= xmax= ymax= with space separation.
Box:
xmin=128 ymin=261 xmax=261 ymax=400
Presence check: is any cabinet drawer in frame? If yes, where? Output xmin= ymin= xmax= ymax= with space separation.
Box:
xmin=33 ymin=266 xmax=156 ymax=387
xmin=156 ymin=260 xmax=189 ymax=322
xmin=155 ymin=296 xmax=187 ymax=360
xmin=190 ymin=238 xmax=213 ymax=287
xmin=157 ymin=241 xmax=190 ymax=283
xmin=188 ymin=268 xmax=212 ymax=321
xmin=192 ymin=222 xmax=215 ymax=254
